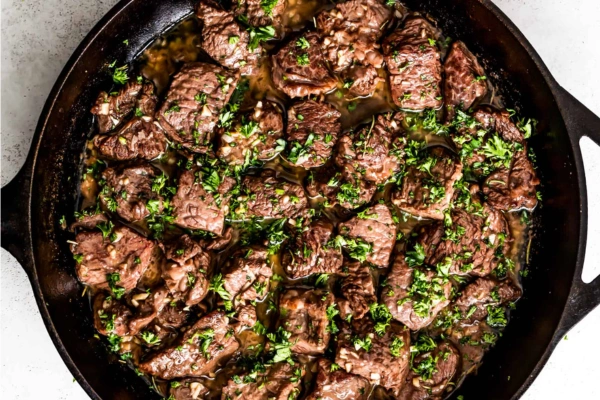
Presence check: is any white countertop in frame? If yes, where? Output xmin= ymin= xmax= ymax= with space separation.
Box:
xmin=1 ymin=0 xmax=599 ymax=398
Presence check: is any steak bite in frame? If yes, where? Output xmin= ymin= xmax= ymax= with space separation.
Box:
xmin=217 ymin=100 xmax=284 ymax=165
xmin=222 ymin=362 xmax=304 ymax=400
xmin=139 ymin=311 xmax=238 ymax=379
xmin=128 ymin=286 xmax=170 ymax=334
xmin=337 ymin=260 xmax=377 ymax=320
xmin=398 ymin=340 xmax=460 ymax=400
xmin=335 ymin=320 xmax=410 ymax=391
xmin=334 ymin=113 xmax=405 ymax=186
xmin=306 ymin=358 xmax=370 ymax=400
xmin=91 ymin=81 xmax=146 ymax=134
xmin=237 ymin=171 xmax=308 ymax=219
xmin=218 ymin=245 xmax=272 ymax=308
xmin=455 ymin=277 xmax=521 ymax=323
xmin=343 ymin=64 xmax=380 ymax=98
xmin=278 ymin=289 xmax=334 ymax=355
xmin=383 ymin=18 xmax=443 ymax=110
xmin=169 ymin=380 xmax=209 ymax=400
xmin=415 ymin=203 xmax=511 ymax=277
xmin=285 ymin=100 xmax=342 ymax=168
xmin=232 ymin=0 xmax=285 ymax=28
xmin=451 ymin=106 xmax=539 ymax=210
xmin=382 ymin=254 xmax=452 ymax=331
xmin=158 ymin=62 xmax=239 ymax=153
xmin=196 ymin=0 xmax=255 ymax=70
xmin=70 ymin=212 xmax=108 ymax=231
xmin=100 ymin=164 xmax=164 ymax=223
xmin=483 ymin=149 xmax=540 ymax=211
xmin=272 ymin=31 xmax=337 ymax=98
xmin=157 ymin=300 xmax=191 ymax=329
xmin=316 ymin=0 xmax=392 ymax=71
xmin=444 ymin=41 xmax=488 ymax=120
xmin=392 ymin=146 xmax=463 ymax=220
xmin=160 ymin=235 xmax=212 ymax=306
xmin=171 ymin=168 xmax=235 ymax=236
xmin=338 ymin=203 xmax=396 ymax=268
xmin=473 ymin=106 xmax=525 ymax=144
xmin=306 ymin=166 xmax=377 ymax=210
xmin=283 ymin=218 xmax=343 ymax=279
xmin=73 ymin=225 xmax=155 ymax=292
xmin=93 ymin=118 xmax=168 ymax=161
xmin=93 ymin=292 xmax=133 ymax=337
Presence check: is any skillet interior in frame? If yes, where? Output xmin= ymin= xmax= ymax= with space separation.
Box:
xmin=25 ymin=0 xmax=581 ymax=398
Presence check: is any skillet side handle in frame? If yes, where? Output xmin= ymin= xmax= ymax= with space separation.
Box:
xmin=554 ymin=85 xmax=600 ymax=335
xmin=555 ymin=85 xmax=600 ymax=145
xmin=1 ymin=161 xmax=34 ymax=278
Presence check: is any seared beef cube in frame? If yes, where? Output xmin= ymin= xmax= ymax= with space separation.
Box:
xmin=443 ymin=41 xmax=487 ymax=120
xmin=91 ymin=81 xmax=143 ymax=134
xmin=232 ymin=0 xmax=285 ymax=28
xmin=451 ymin=106 xmax=539 ymax=210
xmin=169 ymin=380 xmax=209 ymax=400
xmin=316 ymin=0 xmax=392 ymax=71
xmin=416 ymin=203 xmax=511 ymax=276
xmin=93 ymin=286 xmax=167 ymax=337
xmin=93 ymin=292 xmax=133 ymax=336
xmin=70 ymin=212 xmax=108 ymax=231
xmin=306 ymin=166 xmax=376 ymax=210
xmin=278 ymin=289 xmax=334 ymax=355
xmin=343 ymin=64 xmax=380 ymax=98
xmin=338 ymin=204 xmax=396 ymax=268
xmin=171 ymin=168 xmax=235 ymax=236
xmin=219 ymin=245 xmax=272 ymax=307
xmin=283 ymin=218 xmax=343 ymax=279
xmin=217 ymin=100 xmax=284 ymax=165
xmin=93 ymin=118 xmax=167 ymax=161
xmin=161 ymin=235 xmax=212 ymax=306
xmin=398 ymin=341 xmax=459 ymax=400
xmin=382 ymin=254 xmax=451 ymax=331
xmin=157 ymin=300 xmax=191 ymax=329
xmin=196 ymin=0 xmax=256 ymax=70
xmin=306 ymin=358 xmax=370 ymax=400
xmin=100 ymin=164 xmax=164 ymax=222
xmin=483 ymin=149 xmax=539 ymax=211
xmin=473 ymin=106 xmax=525 ymax=143
xmin=334 ymin=113 xmax=404 ymax=185
xmin=158 ymin=62 xmax=239 ymax=153
xmin=73 ymin=225 xmax=155 ymax=292
xmin=337 ymin=260 xmax=377 ymax=320
xmin=128 ymin=286 xmax=169 ymax=334
xmin=335 ymin=320 xmax=410 ymax=391
xmin=232 ymin=304 xmax=258 ymax=334
xmin=139 ymin=311 xmax=238 ymax=379
xmin=272 ymin=31 xmax=337 ymax=98
xmin=161 ymin=234 xmax=202 ymax=265
xmin=383 ymin=18 xmax=443 ymax=110
xmin=222 ymin=362 xmax=304 ymax=400
xmin=238 ymin=171 xmax=308 ymax=219
xmin=455 ymin=277 xmax=521 ymax=323
xmin=136 ymin=82 xmax=159 ymax=117
xmin=199 ymin=226 xmax=233 ymax=251
xmin=445 ymin=319 xmax=498 ymax=376
xmin=285 ymin=100 xmax=341 ymax=168
xmin=392 ymin=147 xmax=463 ymax=220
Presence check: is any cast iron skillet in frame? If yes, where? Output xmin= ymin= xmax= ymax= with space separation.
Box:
xmin=2 ymin=0 xmax=600 ymax=398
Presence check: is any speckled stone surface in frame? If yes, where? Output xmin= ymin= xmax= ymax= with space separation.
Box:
xmin=1 ymin=0 xmax=599 ymax=399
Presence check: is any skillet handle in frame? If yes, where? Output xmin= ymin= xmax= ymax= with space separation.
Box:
xmin=555 ymin=85 xmax=600 ymax=145
xmin=554 ymin=85 xmax=600 ymax=335
xmin=1 ymin=161 xmax=34 ymax=278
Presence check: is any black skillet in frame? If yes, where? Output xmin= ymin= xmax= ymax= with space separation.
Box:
xmin=2 ymin=0 xmax=600 ymax=398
